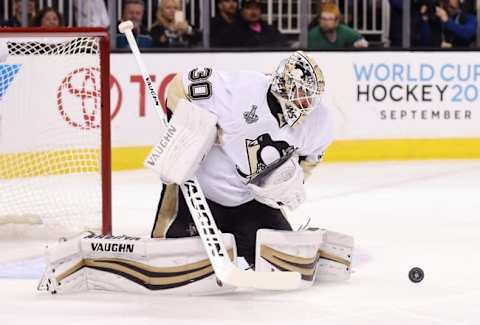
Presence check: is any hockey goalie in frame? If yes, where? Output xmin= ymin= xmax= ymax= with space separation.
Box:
xmin=38 ymin=51 xmax=354 ymax=295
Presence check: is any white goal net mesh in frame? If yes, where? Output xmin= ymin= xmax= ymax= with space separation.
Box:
xmin=0 ymin=35 xmax=108 ymax=239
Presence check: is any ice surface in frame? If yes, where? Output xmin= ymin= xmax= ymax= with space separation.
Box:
xmin=1 ymin=161 xmax=480 ymax=325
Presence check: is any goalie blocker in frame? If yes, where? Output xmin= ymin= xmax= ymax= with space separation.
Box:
xmin=38 ymin=229 xmax=353 ymax=294
xmin=144 ymin=99 xmax=218 ymax=185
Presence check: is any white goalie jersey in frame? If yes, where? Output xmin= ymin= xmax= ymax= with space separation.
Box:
xmin=170 ymin=67 xmax=334 ymax=207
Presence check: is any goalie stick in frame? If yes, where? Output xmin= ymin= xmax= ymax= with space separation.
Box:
xmin=118 ymin=21 xmax=302 ymax=291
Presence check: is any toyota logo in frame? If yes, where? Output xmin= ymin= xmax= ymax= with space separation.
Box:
xmin=57 ymin=67 xmax=102 ymax=129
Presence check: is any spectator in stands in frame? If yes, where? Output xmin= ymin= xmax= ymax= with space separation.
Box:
xmin=210 ymin=0 xmax=240 ymax=47
xmin=412 ymin=1 xmax=440 ymax=47
xmin=117 ymin=0 xmax=152 ymax=48
xmin=414 ymin=0 xmax=477 ymax=47
xmin=308 ymin=0 xmax=335 ymax=30
xmin=309 ymin=0 xmax=357 ymax=29
xmin=149 ymin=0 xmax=200 ymax=48
xmin=441 ymin=0 xmax=477 ymax=47
xmin=34 ymin=7 xmax=64 ymax=28
xmin=1 ymin=0 xmax=36 ymax=27
xmin=73 ymin=0 xmax=110 ymax=27
xmin=229 ymin=0 xmax=288 ymax=48
xmin=308 ymin=3 xmax=368 ymax=49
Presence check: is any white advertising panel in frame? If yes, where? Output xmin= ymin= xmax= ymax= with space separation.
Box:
xmin=2 ymin=52 xmax=477 ymax=153
xmin=110 ymin=51 xmax=480 ymax=148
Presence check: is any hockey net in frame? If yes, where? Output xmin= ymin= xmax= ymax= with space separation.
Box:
xmin=0 ymin=28 xmax=111 ymax=239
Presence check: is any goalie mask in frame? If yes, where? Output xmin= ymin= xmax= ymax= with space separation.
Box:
xmin=270 ymin=51 xmax=325 ymax=127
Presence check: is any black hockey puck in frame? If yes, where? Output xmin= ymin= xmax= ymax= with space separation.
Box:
xmin=408 ymin=267 xmax=424 ymax=283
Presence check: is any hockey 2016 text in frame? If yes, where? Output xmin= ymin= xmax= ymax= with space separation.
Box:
xmin=91 ymin=243 xmax=135 ymax=253
xmin=145 ymin=125 xmax=177 ymax=166
xmin=184 ymin=180 xmax=225 ymax=258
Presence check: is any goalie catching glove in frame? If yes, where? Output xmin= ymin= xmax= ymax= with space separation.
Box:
xmin=248 ymin=156 xmax=305 ymax=210
xmin=145 ymin=99 xmax=218 ymax=184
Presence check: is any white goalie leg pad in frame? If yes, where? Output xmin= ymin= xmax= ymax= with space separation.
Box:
xmin=255 ymin=229 xmax=354 ymax=285
xmin=38 ymin=233 xmax=237 ymax=295
xmin=144 ymin=99 xmax=218 ymax=185
xmin=255 ymin=229 xmax=324 ymax=289
xmin=37 ymin=233 xmax=87 ymax=294
xmin=315 ymin=229 xmax=354 ymax=282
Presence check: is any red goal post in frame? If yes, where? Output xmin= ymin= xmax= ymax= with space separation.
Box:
xmin=0 ymin=28 xmax=111 ymax=236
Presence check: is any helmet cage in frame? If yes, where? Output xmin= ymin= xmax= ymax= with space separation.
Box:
xmin=271 ymin=52 xmax=325 ymax=127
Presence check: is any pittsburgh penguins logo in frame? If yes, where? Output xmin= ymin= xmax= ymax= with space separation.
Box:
xmin=236 ymin=133 xmax=295 ymax=183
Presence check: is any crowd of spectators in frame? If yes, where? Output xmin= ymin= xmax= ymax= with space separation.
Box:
xmin=0 ymin=0 xmax=109 ymax=28
xmin=211 ymin=0 xmax=287 ymax=48
xmin=390 ymin=0 xmax=477 ymax=48
xmin=114 ymin=0 xmax=288 ymax=49
xmin=1 ymin=0 xmax=477 ymax=49
xmin=413 ymin=0 xmax=477 ymax=48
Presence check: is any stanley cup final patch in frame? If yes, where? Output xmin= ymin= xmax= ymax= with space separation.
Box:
xmin=243 ymin=105 xmax=259 ymax=124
